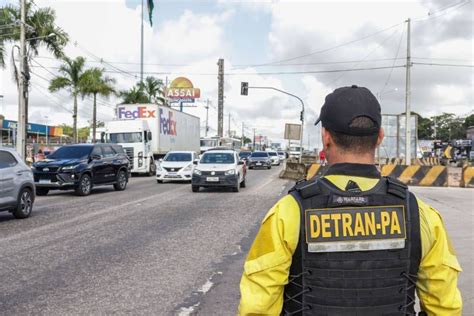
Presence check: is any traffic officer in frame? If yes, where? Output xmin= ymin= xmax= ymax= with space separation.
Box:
xmin=239 ymin=85 xmax=462 ymax=315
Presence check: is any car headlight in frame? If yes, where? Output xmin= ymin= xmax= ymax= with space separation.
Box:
xmin=61 ymin=164 xmax=79 ymax=171
xmin=225 ymin=169 xmax=236 ymax=175
xmin=183 ymin=164 xmax=193 ymax=171
xmin=193 ymin=169 xmax=202 ymax=175
xmin=31 ymin=165 xmax=36 ymax=170
xmin=156 ymin=165 xmax=163 ymax=172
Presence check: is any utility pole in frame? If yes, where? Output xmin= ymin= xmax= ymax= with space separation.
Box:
xmin=140 ymin=0 xmax=144 ymax=83
xmin=205 ymin=99 xmax=209 ymax=137
xmin=253 ymin=128 xmax=256 ymax=152
xmin=404 ymin=18 xmax=412 ymax=163
xmin=16 ymin=0 xmax=27 ymax=159
xmin=228 ymin=112 xmax=231 ymax=137
xmin=241 ymin=122 xmax=244 ymax=149
xmin=217 ymin=58 xmax=224 ymax=137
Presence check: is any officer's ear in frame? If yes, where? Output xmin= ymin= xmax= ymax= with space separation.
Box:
xmin=322 ymin=127 xmax=332 ymax=150
xmin=376 ymin=127 xmax=385 ymax=147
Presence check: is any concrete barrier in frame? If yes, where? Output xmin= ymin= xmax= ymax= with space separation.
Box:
xmin=279 ymin=161 xmax=307 ymax=180
xmin=305 ymin=163 xmax=450 ymax=187
xmin=461 ymin=167 xmax=474 ymax=188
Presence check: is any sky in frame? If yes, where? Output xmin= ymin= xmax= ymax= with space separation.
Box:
xmin=0 ymin=0 xmax=472 ymax=149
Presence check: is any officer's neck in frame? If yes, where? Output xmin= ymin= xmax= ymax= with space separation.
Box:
xmin=327 ymin=151 xmax=375 ymax=166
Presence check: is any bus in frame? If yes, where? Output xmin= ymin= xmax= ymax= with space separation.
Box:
xmin=200 ymin=137 xmax=242 ymax=153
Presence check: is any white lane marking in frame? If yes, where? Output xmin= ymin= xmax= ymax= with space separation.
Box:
xmin=177 ymin=272 xmax=223 ymax=315
xmin=0 ymin=185 xmax=189 ymax=244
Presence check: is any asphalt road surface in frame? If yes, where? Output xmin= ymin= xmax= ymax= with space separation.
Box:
xmin=0 ymin=168 xmax=472 ymax=315
xmin=0 ymin=165 xmax=288 ymax=315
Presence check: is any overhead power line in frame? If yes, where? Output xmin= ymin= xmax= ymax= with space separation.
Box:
xmin=413 ymin=0 xmax=471 ymax=22
xmin=412 ymin=62 xmax=473 ymax=67
xmin=233 ymin=22 xmax=403 ymax=68
xmin=378 ymin=26 xmax=406 ymax=96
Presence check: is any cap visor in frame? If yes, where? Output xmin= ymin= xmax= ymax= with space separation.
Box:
xmin=314 ymin=117 xmax=321 ymax=126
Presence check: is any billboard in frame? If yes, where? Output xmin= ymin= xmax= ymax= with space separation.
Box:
xmin=165 ymin=77 xmax=200 ymax=110
xmin=284 ymin=123 xmax=301 ymax=141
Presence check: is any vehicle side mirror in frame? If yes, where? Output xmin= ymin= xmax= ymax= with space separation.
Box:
xmin=159 ymin=158 xmax=163 ymax=162
xmin=91 ymin=154 xmax=101 ymax=160
xmin=148 ymin=131 xmax=152 ymax=141
xmin=193 ymin=160 xmax=198 ymax=165
xmin=238 ymin=160 xmax=244 ymax=165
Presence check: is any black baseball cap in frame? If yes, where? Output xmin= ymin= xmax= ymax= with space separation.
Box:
xmin=314 ymin=85 xmax=381 ymax=136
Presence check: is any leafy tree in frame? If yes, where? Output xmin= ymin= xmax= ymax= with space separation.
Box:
xmin=414 ymin=113 xmax=434 ymax=140
xmin=431 ymin=113 xmax=465 ymax=141
xmin=49 ymin=56 xmax=88 ymax=143
xmin=243 ymin=136 xmax=252 ymax=144
xmin=464 ymin=114 xmax=474 ymax=129
xmin=81 ymin=68 xmax=115 ymax=143
xmin=119 ymin=85 xmax=149 ymax=104
xmin=0 ymin=2 xmax=68 ymax=67
xmin=138 ymin=76 xmax=165 ymax=104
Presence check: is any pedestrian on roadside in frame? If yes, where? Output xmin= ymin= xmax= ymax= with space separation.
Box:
xmin=238 ymin=85 xmax=462 ymax=315
xmin=319 ymin=149 xmax=326 ymax=165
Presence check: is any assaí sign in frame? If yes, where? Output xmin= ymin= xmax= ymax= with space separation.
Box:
xmin=165 ymin=77 xmax=200 ymax=101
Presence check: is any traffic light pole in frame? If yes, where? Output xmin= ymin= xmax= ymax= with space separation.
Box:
xmin=245 ymin=86 xmax=304 ymax=163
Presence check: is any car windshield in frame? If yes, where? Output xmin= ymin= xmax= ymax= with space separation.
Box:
xmin=251 ymin=152 xmax=269 ymax=158
xmin=201 ymin=153 xmax=235 ymax=164
xmin=164 ymin=153 xmax=192 ymax=162
xmin=48 ymin=146 xmax=92 ymax=159
xmin=239 ymin=152 xmax=251 ymax=158
xmin=109 ymin=132 xmax=142 ymax=143
xmin=268 ymin=152 xmax=277 ymax=156
xmin=200 ymin=139 xmax=218 ymax=147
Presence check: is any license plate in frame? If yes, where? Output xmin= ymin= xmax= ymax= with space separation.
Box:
xmin=168 ymin=172 xmax=177 ymax=176
xmin=256 ymin=163 xmax=262 ymax=166
xmin=206 ymin=177 xmax=219 ymax=182
xmin=39 ymin=179 xmax=51 ymax=184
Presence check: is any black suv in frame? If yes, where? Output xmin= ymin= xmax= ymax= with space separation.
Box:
xmin=32 ymin=144 xmax=130 ymax=196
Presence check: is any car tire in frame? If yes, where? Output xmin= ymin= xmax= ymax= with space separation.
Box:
xmin=148 ymin=161 xmax=156 ymax=177
xmin=75 ymin=174 xmax=92 ymax=196
xmin=12 ymin=188 xmax=33 ymax=219
xmin=240 ymin=177 xmax=246 ymax=188
xmin=249 ymin=166 xmax=253 ymax=170
xmin=157 ymin=180 xmax=163 ymax=184
xmin=36 ymin=188 xmax=49 ymax=196
xmin=233 ymin=179 xmax=240 ymax=192
xmin=114 ymin=170 xmax=128 ymax=191
xmin=192 ymin=185 xmax=200 ymax=192
xmin=267 ymin=166 xmax=271 ymax=169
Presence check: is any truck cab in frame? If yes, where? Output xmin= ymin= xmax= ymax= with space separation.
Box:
xmin=105 ymin=120 xmax=156 ymax=176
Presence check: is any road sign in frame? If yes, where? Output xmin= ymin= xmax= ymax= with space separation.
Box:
xmin=241 ymin=82 xmax=248 ymax=96
xmin=284 ymin=123 xmax=301 ymax=141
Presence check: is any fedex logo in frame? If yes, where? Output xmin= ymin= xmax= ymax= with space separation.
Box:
xmin=118 ymin=106 xmax=156 ymax=119
xmin=160 ymin=108 xmax=177 ymax=136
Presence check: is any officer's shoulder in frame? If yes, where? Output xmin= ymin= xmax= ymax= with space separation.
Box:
xmin=288 ymin=178 xmax=321 ymax=199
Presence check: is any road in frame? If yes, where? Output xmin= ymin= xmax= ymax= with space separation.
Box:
xmin=0 ymin=168 xmax=472 ymax=315
xmin=0 ymin=165 xmax=288 ymax=315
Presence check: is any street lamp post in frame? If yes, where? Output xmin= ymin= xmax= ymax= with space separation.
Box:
xmin=242 ymin=85 xmax=305 ymax=163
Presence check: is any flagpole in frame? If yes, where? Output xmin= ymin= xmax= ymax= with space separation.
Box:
xmin=140 ymin=0 xmax=144 ymax=83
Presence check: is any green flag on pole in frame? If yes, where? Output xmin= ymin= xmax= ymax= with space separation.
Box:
xmin=147 ymin=0 xmax=154 ymax=26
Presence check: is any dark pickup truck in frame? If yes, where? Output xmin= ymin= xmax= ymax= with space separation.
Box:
xmin=32 ymin=144 xmax=130 ymax=196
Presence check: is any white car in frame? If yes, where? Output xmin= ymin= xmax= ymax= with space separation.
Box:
xmin=156 ymin=151 xmax=198 ymax=183
xmin=277 ymin=151 xmax=286 ymax=161
xmin=267 ymin=151 xmax=281 ymax=166
xmin=192 ymin=149 xmax=246 ymax=192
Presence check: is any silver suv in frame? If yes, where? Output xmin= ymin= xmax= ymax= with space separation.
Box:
xmin=0 ymin=148 xmax=35 ymax=219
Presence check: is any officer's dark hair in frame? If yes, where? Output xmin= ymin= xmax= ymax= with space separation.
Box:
xmin=327 ymin=116 xmax=379 ymax=153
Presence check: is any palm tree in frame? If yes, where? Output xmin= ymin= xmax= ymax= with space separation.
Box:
xmin=139 ymin=76 xmax=165 ymax=104
xmin=49 ymin=56 xmax=87 ymax=143
xmin=119 ymin=85 xmax=149 ymax=104
xmin=81 ymin=68 xmax=115 ymax=143
xmin=0 ymin=2 xmax=68 ymax=68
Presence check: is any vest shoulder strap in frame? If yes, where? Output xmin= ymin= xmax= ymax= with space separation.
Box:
xmin=385 ymin=176 xmax=408 ymax=199
xmin=288 ymin=179 xmax=323 ymax=199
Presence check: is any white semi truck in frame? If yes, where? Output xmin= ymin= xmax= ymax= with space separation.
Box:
xmin=104 ymin=104 xmax=200 ymax=175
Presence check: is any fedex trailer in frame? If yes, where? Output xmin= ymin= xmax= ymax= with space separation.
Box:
xmin=105 ymin=104 xmax=200 ymax=175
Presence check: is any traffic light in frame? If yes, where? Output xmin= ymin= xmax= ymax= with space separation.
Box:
xmin=241 ymin=82 xmax=249 ymax=96
xmin=300 ymin=110 xmax=304 ymax=122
